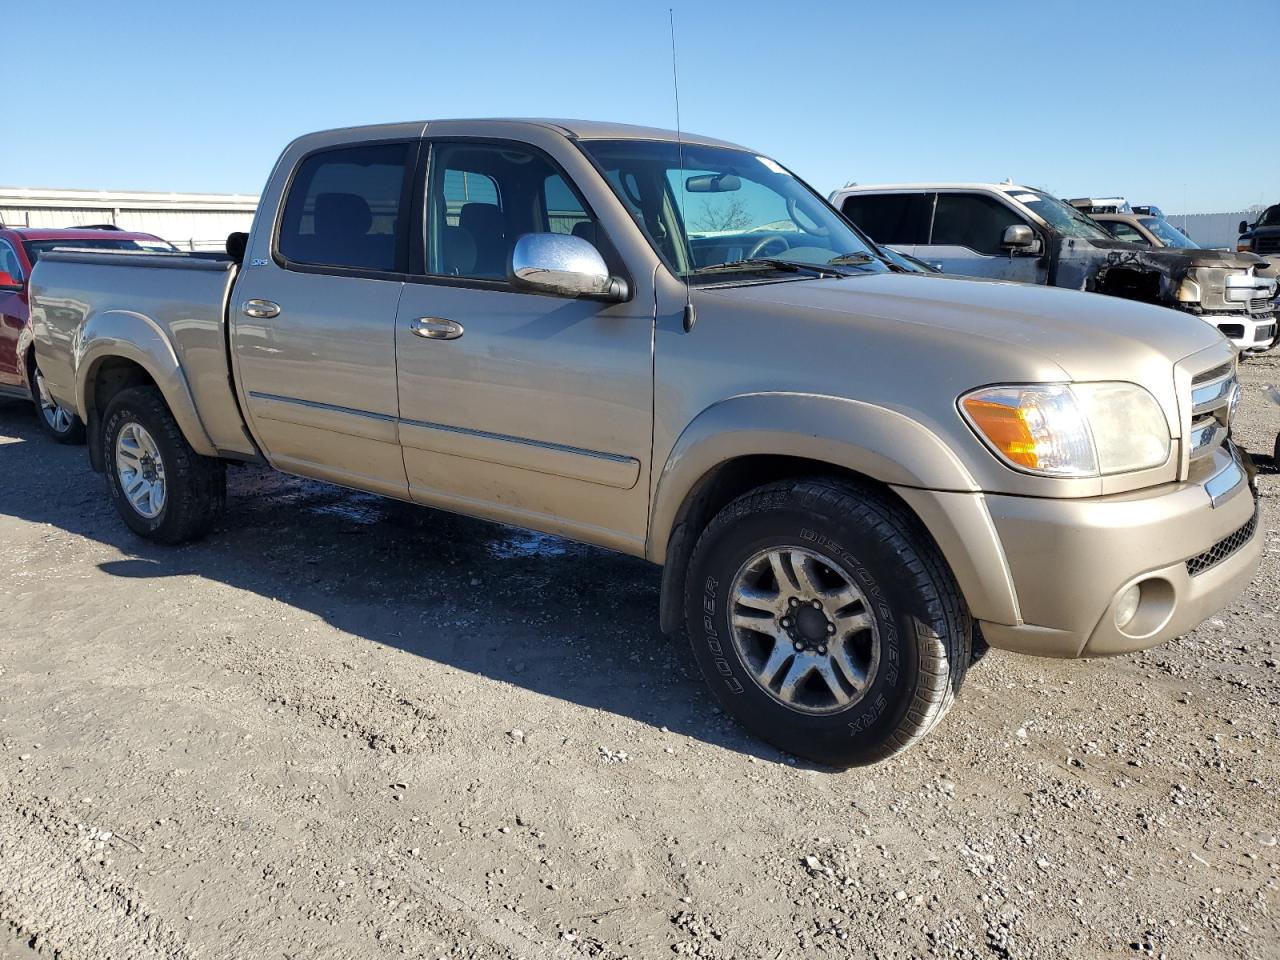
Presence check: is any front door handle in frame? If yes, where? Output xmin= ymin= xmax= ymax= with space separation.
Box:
xmin=242 ymin=299 xmax=281 ymax=319
xmin=410 ymin=317 xmax=464 ymax=340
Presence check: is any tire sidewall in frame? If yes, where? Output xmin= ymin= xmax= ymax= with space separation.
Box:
xmin=686 ymin=499 xmax=928 ymax=765
xmin=28 ymin=359 xmax=84 ymax=443
xmin=103 ymin=395 xmax=174 ymax=539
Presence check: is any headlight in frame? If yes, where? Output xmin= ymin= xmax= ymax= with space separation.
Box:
xmin=960 ymin=383 xmax=1170 ymax=477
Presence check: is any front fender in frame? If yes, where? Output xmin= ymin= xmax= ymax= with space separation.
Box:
xmin=77 ymin=309 xmax=217 ymax=457
xmin=649 ymin=392 xmax=1021 ymax=628
xmin=650 ymin=392 xmax=980 ymax=559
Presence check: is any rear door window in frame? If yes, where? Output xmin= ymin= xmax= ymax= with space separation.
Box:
xmin=278 ymin=142 xmax=412 ymax=273
xmin=839 ymin=193 xmax=932 ymax=245
xmin=930 ymin=192 xmax=1026 ymax=255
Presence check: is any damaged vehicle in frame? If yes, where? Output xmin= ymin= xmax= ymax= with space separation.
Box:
xmin=833 ymin=183 xmax=1277 ymax=354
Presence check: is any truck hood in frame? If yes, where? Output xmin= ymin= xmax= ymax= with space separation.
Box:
xmin=704 ymin=271 xmax=1222 ymax=383
xmin=1090 ymin=238 xmax=1262 ymax=269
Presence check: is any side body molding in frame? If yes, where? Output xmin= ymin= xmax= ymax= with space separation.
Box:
xmin=648 ymin=392 xmax=1021 ymax=627
xmin=76 ymin=309 xmax=218 ymax=458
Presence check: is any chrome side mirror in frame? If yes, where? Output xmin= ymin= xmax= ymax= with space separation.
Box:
xmin=1001 ymin=224 xmax=1036 ymax=249
xmin=1001 ymin=224 xmax=1041 ymax=255
xmin=509 ymin=233 xmax=627 ymax=301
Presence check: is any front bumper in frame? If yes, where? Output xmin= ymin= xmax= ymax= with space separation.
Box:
xmin=973 ymin=444 xmax=1262 ymax=659
xmin=1198 ymin=311 xmax=1277 ymax=353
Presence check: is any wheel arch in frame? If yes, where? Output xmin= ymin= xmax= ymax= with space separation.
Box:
xmin=650 ymin=393 xmax=1017 ymax=635
xmin=78 ymin=313 xmax=217 ymax=470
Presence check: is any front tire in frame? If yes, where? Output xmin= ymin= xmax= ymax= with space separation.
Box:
xmin=683 ymin=478 xmax=971 ymax=767
xmin=29 ymin=357 xmax=85 ymax=444
xmin=102 ymin=386 xmax=225 ymax=544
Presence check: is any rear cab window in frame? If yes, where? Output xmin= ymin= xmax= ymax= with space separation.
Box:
xmin=840 ymin=193 xmax=932 ymax=246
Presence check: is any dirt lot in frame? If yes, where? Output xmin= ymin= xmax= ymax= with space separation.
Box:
xmin=1 ymin=355 xmax=1278 ymax=960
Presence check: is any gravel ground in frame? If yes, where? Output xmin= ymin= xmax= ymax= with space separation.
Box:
xmin=1 ymin=353 xmax=1278 ymax=960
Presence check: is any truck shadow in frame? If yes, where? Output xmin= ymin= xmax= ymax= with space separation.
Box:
xmin=0 ymin=399 xmax=787 ymax=763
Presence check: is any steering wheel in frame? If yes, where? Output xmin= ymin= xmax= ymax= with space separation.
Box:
xmin=787 ymin=198 xmax=829 ymax=237
xmin=747 ymin=233 xmax=791 ymax=259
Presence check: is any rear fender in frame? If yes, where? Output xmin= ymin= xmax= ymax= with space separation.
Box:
xmin=78 ymin=309 xmax=217 ymax=458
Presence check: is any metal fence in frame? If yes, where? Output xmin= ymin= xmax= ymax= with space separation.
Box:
xmin=1164 ymin=210 xmax=1256 ymax=250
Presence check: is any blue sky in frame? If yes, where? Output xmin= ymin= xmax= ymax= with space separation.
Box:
xmin=5 ymin=0 xmax=1276 ymax=213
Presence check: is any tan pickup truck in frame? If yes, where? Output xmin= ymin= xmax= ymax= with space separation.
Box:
xmin=31 ymin=120 xmax=1263 ymax=766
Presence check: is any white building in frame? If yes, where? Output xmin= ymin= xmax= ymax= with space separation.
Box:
xmin=0 ymin=186 xmax=258 ymax=251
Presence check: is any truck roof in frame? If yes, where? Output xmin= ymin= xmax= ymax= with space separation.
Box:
xmin=294 ymin=118 xmax=748 ymax=151
xmin=835 ymin=183 xmax=1038 ymax=194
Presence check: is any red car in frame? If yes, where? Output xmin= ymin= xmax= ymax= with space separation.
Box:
xmin=0 ymin=226 xmax=174 ymax=441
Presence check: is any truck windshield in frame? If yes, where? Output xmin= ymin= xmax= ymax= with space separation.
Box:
xmin=1004 ymin=189 xmax=1113 ymax=242
xmin=1258 ymin=206 xmax=1280 ymax=227
xmin=22 ymin=238 xmax=172 ymax=264
xmin=1141 ymin=217 xmax=1199 ymax=249
xmin=579 ymin=140 xmax=884 ymax=282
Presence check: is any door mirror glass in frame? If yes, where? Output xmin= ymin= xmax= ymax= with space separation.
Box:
xmin=0 ymin=270 xmax=21 ymax=289
xmin=509 ymin=233 xmax=624 ymax=300
xmin=1001 ymin=224 xmax=1036 ymax=249
xmin=1239 ymin=220 xmax=1250 ymax=234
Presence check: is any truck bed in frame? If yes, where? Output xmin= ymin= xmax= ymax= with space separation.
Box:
xmin=30 ymin=249 xmax=257 ymax=459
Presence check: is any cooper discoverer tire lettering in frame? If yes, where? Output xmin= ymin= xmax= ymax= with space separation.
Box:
xmin=683 ymin=478 xmax=971 ymax=767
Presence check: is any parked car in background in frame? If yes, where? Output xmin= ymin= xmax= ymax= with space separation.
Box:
xmin=0 ymin=226 xmax=175 ymax=440
xmin=833 ymin=183 xmax=1277 ymax=354
xmin=1238 ymin=205 xmax=1280 ymax=287
xmin=1090 ymin=212 xmax=1200 ymax=249
xmin=32 ymin=120 xmax=1262 ymax=766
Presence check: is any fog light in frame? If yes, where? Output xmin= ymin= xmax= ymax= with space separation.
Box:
xmin=1115 ymin=584 xmax=1142 ymax=630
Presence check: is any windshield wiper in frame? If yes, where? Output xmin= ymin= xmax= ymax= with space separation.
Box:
xmin=826 ymin=251 xmax=878 ymax=267
xmin=690 ymin=257 xmax=843 ymax=279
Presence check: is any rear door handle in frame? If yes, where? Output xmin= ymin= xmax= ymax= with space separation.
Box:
xmin=410 ymin=317 xmax=464 ymax=340
xmin=242 ymin=299 xmax=281 ymax=319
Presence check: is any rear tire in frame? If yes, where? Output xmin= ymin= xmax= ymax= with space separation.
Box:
xmin=683 ymin=478 xmax=971 ymax=767
xmin=102 ymin=386 xmax=225 ymax=544
xmin=28 ymin=355 xmax=85 ymax=444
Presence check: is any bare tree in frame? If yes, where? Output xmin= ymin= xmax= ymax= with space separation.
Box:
xmin=694 ymin=197 xmax=752 ymax=232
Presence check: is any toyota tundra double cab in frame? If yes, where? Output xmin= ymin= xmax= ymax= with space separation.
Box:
xmin=834 ymin=183 xmax=1278 ymax=354
xmin=32 ymin=121 xmax=1263 ymax=766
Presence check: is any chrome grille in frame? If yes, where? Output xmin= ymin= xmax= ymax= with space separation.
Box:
xmin=1192 ymin=361 xmax=1233 ymax=385
xmin=1249 ymin=296 xmax=1275 ymax=314
xmin=1185 ymin=504 xmax=1258 ymax=576
xmin=1187 ymin=362 xmax=1237 ymax=462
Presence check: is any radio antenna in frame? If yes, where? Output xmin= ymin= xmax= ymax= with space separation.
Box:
xmin=669 ymin=8 xmax=696 ymax=332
